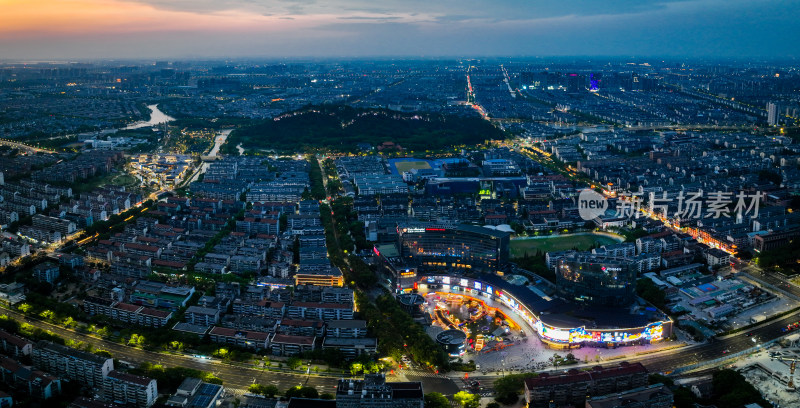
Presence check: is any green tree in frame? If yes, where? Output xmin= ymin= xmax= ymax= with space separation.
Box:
xmin=350 ymin=362 xmax=364 ymax=376
xmin=673 ymin=387 xmax=696 ymax=408
xmin=424 ymin=392 xmax=450 ymax=408
xmin=453 ymin=391 xmax=479 ymax=408
xmin=62 ymin=316 xmax=77 ymax=328
xmin=248 ymin=384 xmax=280 ymax=397
xmin=285 ymin=386 xmax=318 ymax=399
xmin=493 ymin=373 xmax=536 ymax=405
xmin=261 ymin=384 xmax=280 ymax=398
xmin=648 ymin=374 xmax=674 ymax=387
xmin=248 ymin=384 xmax=266 ymax=395
xmin=636 ymin=278 xmax=667 ymax=310
xmin=287 ymin=356 xmax=302 ymax=370
xmin=711 ymin=369 xmax=768 ymax=407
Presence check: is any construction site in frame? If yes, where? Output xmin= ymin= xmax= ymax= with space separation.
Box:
xmin=734 ymin=334 xmax=800 ymax=407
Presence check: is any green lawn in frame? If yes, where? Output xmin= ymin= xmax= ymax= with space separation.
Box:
xmin=111 ymin=174 xmax=138 ymax=187
xmin=394 ymin=161 xmax=431 ymax=173
xmin=510 ymin=234 xmax=621 ymax=258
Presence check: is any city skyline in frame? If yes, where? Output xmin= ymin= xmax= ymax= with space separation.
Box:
xmin=2 ymin=0 xmax=800 ymax=60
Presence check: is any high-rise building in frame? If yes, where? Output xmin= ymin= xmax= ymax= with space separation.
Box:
xmin=396 ymin=224 xmax=511 ymax=273
xmin=767 ymin=102 xmax=780 ymax=126
xmin=556 ymin=254 xmax=636 ymax=306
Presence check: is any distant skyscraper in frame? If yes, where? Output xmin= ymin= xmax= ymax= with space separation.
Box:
xmin=767 ymin=102 xmax=780 ymax=126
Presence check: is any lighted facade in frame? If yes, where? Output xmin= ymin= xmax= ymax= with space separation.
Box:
xmin=436 ymin=329 xmax=467 ymax=356
xmin=397 ymin=224 xmax=510 ymax=272
xmin=294 ymin=269 xmax=344 ymax=287
xmin=418 ymin=274 xmax=671 ymax=349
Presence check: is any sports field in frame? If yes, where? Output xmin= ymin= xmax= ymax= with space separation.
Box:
xmin=393 ymin=160 xmax=431 ymax=174
xmin=510 ymin=233 xmax=622 ymax=258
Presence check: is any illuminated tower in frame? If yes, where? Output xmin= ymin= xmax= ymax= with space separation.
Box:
xmin=590 ymin=73 xmax=600 ymax=92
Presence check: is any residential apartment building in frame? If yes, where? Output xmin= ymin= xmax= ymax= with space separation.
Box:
xmin=0 ymin=355 xmax=62 ymax=399
xmin=286 ymin=302 xmax=354 ymax=321
xmin=208 ymin=327 xmax=270 ymax=350
xmin=32 ymin=340 xmax=113 ymax=388
xmin=184 ymin=306 xmax=220 ymax=326
xmin=269 ymin=334 xmax=315 ymax=356
xmin=103 ymin=370 xmax=158 ymax=408
xmin=524 ymin=362 xmax=648 ymax=408
xmin=0 ymin=329 xmax=33 ymax=357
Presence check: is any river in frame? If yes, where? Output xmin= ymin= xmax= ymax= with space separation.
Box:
xmin=125 ymin=104 xmax=175 ymax=130
xmin=186 ymin=129 xmax=233 ymax=184
xmin=208 ymin=129 xmax=233 ymax=157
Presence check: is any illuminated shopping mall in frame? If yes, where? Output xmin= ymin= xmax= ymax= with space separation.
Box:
xmin=417 ymin=273 xmax=671 ymax=349
xmin=382 ymin=223 xmax=670 ymax=349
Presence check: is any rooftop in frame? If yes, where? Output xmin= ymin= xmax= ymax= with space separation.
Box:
xmin=107 ymin=370 xmax=155 ymax=387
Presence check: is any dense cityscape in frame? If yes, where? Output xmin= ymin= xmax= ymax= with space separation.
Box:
xmin=2 ymin=2 xmax=800 ymax=408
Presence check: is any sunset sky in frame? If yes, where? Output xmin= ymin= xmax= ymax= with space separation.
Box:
xmin=2 ymin=0 xmax=798 ymax=59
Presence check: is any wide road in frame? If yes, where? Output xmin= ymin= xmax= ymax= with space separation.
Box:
xmin=11 ymin=267 xmax=795 ymax=395
xmin=1 ymin=307 xmax=340 ymax=392
xmin=643 ymin=308 xmax=799 ymax=373
xmin=733 ymin=258 xmax=800 ymax=300
xmin=0 ymin=138 xmax=55 ymax=154
xmin=463 ymin=306 xmax=800 ymax=392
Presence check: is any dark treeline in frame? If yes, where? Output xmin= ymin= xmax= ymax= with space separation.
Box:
xmin=227 ymin=105 xmax=505 ymax=153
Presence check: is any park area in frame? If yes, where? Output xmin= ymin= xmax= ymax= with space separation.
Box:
xmin=510 ymin=233 xmax=623 ymax=257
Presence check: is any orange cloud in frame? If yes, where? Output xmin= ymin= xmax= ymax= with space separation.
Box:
xmin=0 ymin=0 xmax=315 ymax=36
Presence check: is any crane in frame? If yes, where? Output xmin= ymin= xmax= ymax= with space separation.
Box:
xmin=769 ymin=352 xmax=800 ymax=391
